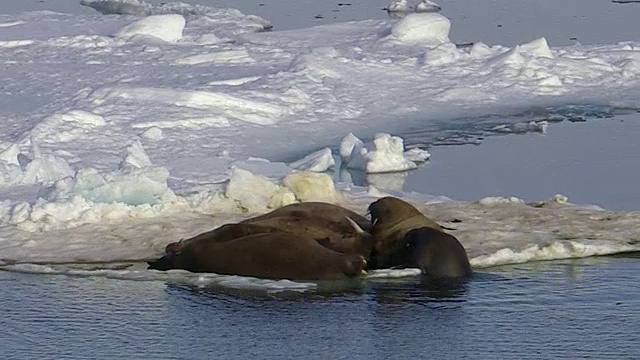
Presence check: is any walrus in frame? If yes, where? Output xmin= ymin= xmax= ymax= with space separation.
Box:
xmin=148 ymin=231 xmax=368 ymax=281
xmin=405 ymin=227 xmax=472 ymax=280
xmin=242 ymin=210 xmax=373 ymax=257
xmin=367 ymin=196 xmax=443 ymax=269
xmin=149 ymin=201 xmax=373 ymax=272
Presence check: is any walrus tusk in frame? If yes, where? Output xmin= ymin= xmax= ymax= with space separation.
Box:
xmin=345 ymin=216 xmax=366 ymax=234
xmin=372 ymin=217 xmax=378 ymax=226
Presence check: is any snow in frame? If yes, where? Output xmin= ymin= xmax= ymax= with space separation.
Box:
xmin=0 ymin=0 xmax=639 ymax=291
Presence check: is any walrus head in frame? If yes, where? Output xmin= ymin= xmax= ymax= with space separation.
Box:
xmin=367 ymin=197 xmax=424 ymax=229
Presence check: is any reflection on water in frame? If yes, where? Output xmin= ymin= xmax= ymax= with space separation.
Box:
xmin=2 ymin=255 xmax=639 ymax=359
xmin=339 ymin=166 xmax=410 ymax=192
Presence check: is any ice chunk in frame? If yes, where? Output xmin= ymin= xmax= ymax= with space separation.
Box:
xmin=415 ymin=0 xmax=441 ymax=13
xmin=282 ymin=171 xmax=339 ymax=203
xmin=80 ymin=0 xmax=149 ymax=16
xmin=491 ymin=121 xmax=549 ymax=134
xmin=340 ymin=133 xmax=418 ymax=173
xmin=115 ymin=14 xmax=185 ymax=43
xmin=403 ymin=148 xmax=431 ymax=163
xmin=288 ymin=147 xmax=335 ymax=172
xmin=224 ymin=167 xmax=295 ymax=212
xmin=339 ymin=133 xmax=362 ymax=162
xmin=120 ymin=140 xmax=152 ymax=170
xmin=21 ymin=155 xmax=75 ymax=184
xmin=41 ymin=166 xmax=175 ymax=206
xmin=140 ymin=126 xmax=164 ymax=141
xmin=387 ymin=0 xmax=408 ymax=12
xmin=391 ymin=13 xmax=451 ymax=46
xmin=477 ymin=196 xmax=526 ymax=206
xmin=0 ymin=143 xmax=21 ymax=165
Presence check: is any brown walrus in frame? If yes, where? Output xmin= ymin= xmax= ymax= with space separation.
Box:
xmin=158 ymin=201 xmax=373 ymax=261
xmin=367 ymin=196 xmax=443 ymax=269
xmin=148 ymin=231 xmax=367 ymax=281
xmin=405 ymin=227 xmax=472 ymax=280
xmin=241 ymin=203 xmax=373 ymax=257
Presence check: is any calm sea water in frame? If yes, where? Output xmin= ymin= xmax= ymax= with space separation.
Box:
xmin=401 ymin=111 xmax=640 ymax=211
xmin=2 ymin=254 xmax=639 ymax=359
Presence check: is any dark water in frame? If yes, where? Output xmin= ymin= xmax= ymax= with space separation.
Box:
xmin=2 ymin=254 xmax=639 ymax=359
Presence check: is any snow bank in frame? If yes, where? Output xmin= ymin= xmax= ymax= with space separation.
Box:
xmin=340 ymin=133 xmax=429 ymax=173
